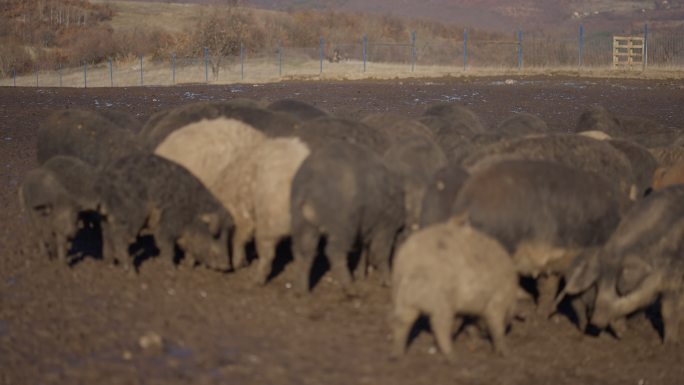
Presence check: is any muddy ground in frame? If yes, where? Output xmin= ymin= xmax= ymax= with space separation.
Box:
xmin=1 ymin=76 xmax=684 ymax=385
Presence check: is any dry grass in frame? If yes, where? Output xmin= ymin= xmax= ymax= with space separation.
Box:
xmin=94 ymin=0 xmax=204 ymax=33
xmin=3 ymin=56 xmax=684 ymax=88
xmin=94 ymin=0 xmax=278 ymax=34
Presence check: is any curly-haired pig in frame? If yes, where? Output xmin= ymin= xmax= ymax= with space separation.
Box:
xmin=422 ymin=103 xmax=485 ymax=135
xmin=37 ymin=109 xmax=143 ymax=167
xmin=576 ymin=106 xmax=676 ymax=148
xmin=391 ymin=216 xmax=518 ymax=360
xmin=419 ymin=160 xmax=470 ymax=228
xmin=360 ymin=113 xmax=436 ymax=146
xmin=154 ymin=117 xmax=267 ymax=190
xmin=607 ymin=139 xmax=659 ymax=198
xmin=19 ymin=156 xmax=98 ymax=261
xmin=573 ymin=133 xmax=658 ymax=198
xmin=452 ymin=160 xmax=624 ymax=315
xmin=141 ymin=101 xmax=298 ymax=149
xmin=416 ymin=115 xmax=471 ymax=158
xmin=652 ymin=158 xmax=684 ymax=191
xmin=383 ymin=133 xmax=447 ymax=233
xmin=95 ymin=154 xmax=233 ymax=271
xmin=211 ymin=137 xmax=310 ymax=279
xmin=495 ymin=112 xmax=551 ymax=137
xmin=462 ymin=134 xmax=636 ymax=199
xmin=562 ymin=186 xmax=684 ymax=343
xmin=290 ymin=140 xmax=405 ymax=293
xmin=296 ymin=116 xmax=390 ymax=154
xmin=649 ymin=146 xmax=684 ymax=168
xmin=267 ymin=99 xmax=328 ymax=121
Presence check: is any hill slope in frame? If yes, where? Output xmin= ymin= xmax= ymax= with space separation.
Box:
xmin=137 ymin=0 xmax=684 ymax=32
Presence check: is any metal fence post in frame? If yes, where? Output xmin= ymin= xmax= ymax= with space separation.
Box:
xmin=172 ymin=53 xmax=176 ymax=85
xmin=13 ymin=68 xmax=16 ymax=87
xmin=204 ymin=47 xmax=209 ymax=83
xmin=517 ymin=28 xmax=523 ymax=70
xmin=109 ymin=58 xmax=113 ymax=87
xmin=363 ymin=35 xmax=367 ymax=72
xmin=140 ymin=55 xmax=144 ymax=86
xmin=240 ymin=42 xmax=244 ymax=80
xmin=643 ymin=23 xmax=649 ymax=70
xmin=578 ymin=24 xmax=584 ymax=68
xmin=84 ymin=62 xmax=87 ymax=88
xmin=278 ymin=44 xmax=282 ymax=76
xmin=463 ymin=28 xmax=468 ymax=71
xmin=320 ymin=37 xmax=324 ymax=74
xmin=58 ymin=65 xmax=62 ymax=87
xmin=411 ymin=30 xmax=417 ymax=72
xmin=35 ymin=69 xmax=38 ymax=87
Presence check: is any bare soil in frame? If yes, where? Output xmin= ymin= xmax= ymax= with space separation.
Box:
xmin=1 ymin=76 xmax=684 ymax=385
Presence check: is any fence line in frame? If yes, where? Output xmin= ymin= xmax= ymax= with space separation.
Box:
xmin=3 ymin=24 xmax=683 ymax=87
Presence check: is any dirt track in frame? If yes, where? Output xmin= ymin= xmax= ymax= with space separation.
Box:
xmin=1 ymin=77 xmax=684 ymax=385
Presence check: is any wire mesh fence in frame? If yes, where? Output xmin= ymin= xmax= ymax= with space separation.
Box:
xmin=2 ymin=24 xmax=682 ymax=88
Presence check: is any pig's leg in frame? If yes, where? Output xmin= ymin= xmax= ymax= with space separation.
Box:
xmin=326 ymin=233 xmax=355 ymax=293
xmin=570 ymin=296 xmax=588 ymax=332
xmin=537 ymin=274 xmax=560 ymax=316
xmin=155 ymin=232 xmax=176 ymax=267
xmin=231 ymin=222 xmax=252 ymax=270
xmin=367 ymin=229 xmax=396 ymax=286
xmin=292 ymin=223 xmax=319 ymax=294
xmin=483 ymin=307 xmax=509 ymax=356
xmin=431 ymin=306 xmax=455 ymax=361
xmin=390 ymin=305 xmax=420 ymax=359
xmin=55 ymin=234 xmax=68 ymax=263
xmin=254 ymin=236 xmax=277 ymax=285
xmin=662 ymin=292 xmax=681 ymax=344
xmin=610 ymin=317 xmax=628 ymax=338
xmin=356 ymin=244 xmax=370 ymax=280
xmin=180 ymin=249 xmax=196 ymax=268
xmin=102 ymin=221 xmax=130 ymax=268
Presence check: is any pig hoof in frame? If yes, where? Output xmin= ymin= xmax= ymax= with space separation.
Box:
xmin=442 ymin=354 xmax=456 ymax=365
xmin=251 ymin=277 xmax=268 ymax=287
xmin=342 ymin=286 xmax=362 ymax=299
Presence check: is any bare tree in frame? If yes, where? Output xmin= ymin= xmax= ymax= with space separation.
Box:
xmin=194 ymin=0 xmax=247 ymax=80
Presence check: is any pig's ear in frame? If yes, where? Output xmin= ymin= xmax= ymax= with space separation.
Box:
xmin=564 ymin=250 xmax=601 ymax=295
xmin=620 ymin=255 xmax=652 ymax=285
xmin=201 ymin=213 xmax=221 ymax=236
xmin=554 ymin=250 xmax=601 ymax=308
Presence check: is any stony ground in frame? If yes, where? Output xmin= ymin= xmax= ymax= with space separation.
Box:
xmin=1 ymin=76 xmax=684 ymax=385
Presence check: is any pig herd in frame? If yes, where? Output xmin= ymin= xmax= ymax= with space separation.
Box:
xmin=19 ymin=99 xmax=684 ymax=362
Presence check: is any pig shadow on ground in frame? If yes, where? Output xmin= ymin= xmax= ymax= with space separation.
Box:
xmin=644 ymin=301 xmax=665 ymax=340
xmin=553 ymin=278 xmax=665 ymax=338
xmin=67 ymin=220 xmax=193 ymax=271
xmin=65 ymin=212 xmax=103 ymax=266
xmin=255 ymin=237 xmax=367 ymax=287
xmin=296 ymin=236 xmax=365 ymax=292
xmin=402 ymin=315 xmax=510 ymax=354
xmin=129 ymin=235 xmax=163 ymax=270
xmin=261 ymin=239 xmax=293 ymax=283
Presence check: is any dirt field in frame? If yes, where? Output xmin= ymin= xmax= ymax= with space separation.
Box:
xmin=1 ymin=76 xmax=684 ymax=385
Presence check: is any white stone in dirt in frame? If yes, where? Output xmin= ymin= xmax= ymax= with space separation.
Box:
xmin=139 ymin=332 xmax=163 ymax=350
